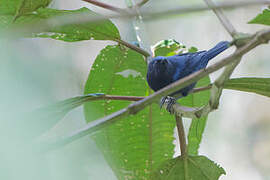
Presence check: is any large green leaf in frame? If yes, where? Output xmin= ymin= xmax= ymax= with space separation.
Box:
xmin=224 ymin=77 xmax=270 ymax=97
xmin=152 ymin=155 xmax=225 ymax=180
xmin=249 ymin=9 xmax=270 ymax=26
xmin=84 ymin=45 xmax=175 ymax=179
xmin=1 ymin=7 xmax=120 ymax=42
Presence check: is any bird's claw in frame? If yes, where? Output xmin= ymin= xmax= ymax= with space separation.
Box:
xmin=160 ymin=96 xmax=177 ymax=114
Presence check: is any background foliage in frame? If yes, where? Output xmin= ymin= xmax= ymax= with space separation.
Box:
xmin=0 ymin=0 xmax=270 ymax=180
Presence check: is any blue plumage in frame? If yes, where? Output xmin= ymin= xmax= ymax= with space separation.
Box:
xmin=147 ymin=41 xmax=230 ymax=100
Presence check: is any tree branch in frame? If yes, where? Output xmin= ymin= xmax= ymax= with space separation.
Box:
xmin=82 ymin=0 xmax=128 ymax=14
xmin=41 ymin=29 xmax=270 ymax=149
xmin=203 ymin=0 xmax=237 ymax=37
xmin=134 ymin=0 xmax=150 ymax=8
xmin=114 ymin=38 xmax=151 ymax=57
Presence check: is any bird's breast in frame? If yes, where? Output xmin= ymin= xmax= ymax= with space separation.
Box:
xmin=147 ymin=70 xmax=172 ymax=91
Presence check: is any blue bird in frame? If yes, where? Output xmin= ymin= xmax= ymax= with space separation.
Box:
xmin=147 ymin=41 xmax=230 ymax=113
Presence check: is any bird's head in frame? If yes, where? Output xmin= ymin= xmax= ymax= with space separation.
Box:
xmin=148 ymin=56 xmax=170 ymax=73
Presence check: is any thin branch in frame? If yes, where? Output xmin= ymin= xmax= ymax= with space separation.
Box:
xmin=82 ymin=0 xmax=128 ymax=14
xmin=190 ymin=84 xmax=212 ymax=94
xmin=203 ymin=0 xmax=237 ymax=37
xmin=104 ymin=95 xmax=143 ymax=101
xmin=175 ymin=115 xmax=187 ymax=156
xmin=13 ymin=1 xmax=270 ymax=34
xmin=141 ymin=0 xmax=270 ymax=21
xmin=41 ymin=29 xmax=270 ymax=149
xmin=83 ymin=0 xmax=270 ymax=18
xmin=175 ymin=115 xmax=189 ymax=180
xmin=134 ymin=0 xmax=150 ymax=8
xmin=114 ymin=34 xmax=151 ymax=57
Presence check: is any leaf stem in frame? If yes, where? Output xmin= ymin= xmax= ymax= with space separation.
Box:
xmin=114 ymin=38 xmax=151 ymax=57
xmin=175 ymin=115 xmax=187 ymax=156
xmin=175 ymin=115 xmax=189 ymax=180
xmin=135 ymin=0 xmax=150 ymax=8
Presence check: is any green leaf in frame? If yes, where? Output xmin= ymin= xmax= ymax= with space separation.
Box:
xmin=14 ymin=0 xmax=52 ymax=20
xmin=248 ymin=9 xmax=270 ymax=26
xmin=0 ymin=0 xmax=51 ymax=16
xmin=84 ymin=45 xmax=175 ymax=179
xmin=152 ymin=39 xmax=187 ymax=57
xmin=224 ymin=77 xmax=270 ymax=97
xmin=183 ymin=77 xmax=210 ymax=156
xmin=152 ymin=155 xmax=226 ymax=180
xmin=187 ymin=116 xmax=208 ymax=155
xmin=1 ymin=7 xmax=121 ymax=42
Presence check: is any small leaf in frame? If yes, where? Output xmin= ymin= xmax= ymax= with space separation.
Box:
xmin=180 ymin=74 xmax=210 ymax=156
xmin=248 ymin=9 xmax=270 ymax=26
xmin=152 ymin=155 xmax=226 ymax=180
xmin=224 ymin=77 xmax=270 ymax=98
xmin=187 ymin=116 xmax=208 ymax=155
xmin=152 ymin=39 xmax=187 ymax=57
xmin=188 ymin=46 xmax=198 ymax=53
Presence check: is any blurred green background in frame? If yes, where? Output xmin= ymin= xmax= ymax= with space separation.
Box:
xmin=1 ymin=0 xmax=270 ymax=179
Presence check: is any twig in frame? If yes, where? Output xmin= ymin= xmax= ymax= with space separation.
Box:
xmin=114 ymin=38 xmax=151 ymax=57
xmin=191 ymin=84 xmax=212 ymax=93
xmin=175 ymin=115 xmax=187 ymax=156
xmin=12 ymin=0 xmax=270 ymax=34
xmin=42 ymin=29 xmax=270 ymax=149
xmin=82 ymin=0 xmax=128 ymax=14
xmin=175 ymin=115 xmax=189 ymax=179
xmin=134 ymin=0 xmax=150 ymax=8
xmin=83 ymin=0 xmax=270 ymax=18
xmin=203 ymin=0 xmax=237 ymax=37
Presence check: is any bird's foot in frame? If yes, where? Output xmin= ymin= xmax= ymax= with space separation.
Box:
xmin=160 ymin=96 xmax=177 ymax=114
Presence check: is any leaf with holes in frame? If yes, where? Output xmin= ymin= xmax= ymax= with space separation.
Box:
xmin=152 ymin=155 xmax=226 ymax=180
xmin=224 ymin=77 xmax=270 ymax=98
xmin=249 ymin=9 xmax=270 ymax=26
xmin=84 ymin=45 xmax=175 ymax=179
xmin=152 ymin=39 xmax=187 ymax=57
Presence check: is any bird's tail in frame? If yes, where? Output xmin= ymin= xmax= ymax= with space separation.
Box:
xmin=205 ymin=41 xmax=230 ymax=60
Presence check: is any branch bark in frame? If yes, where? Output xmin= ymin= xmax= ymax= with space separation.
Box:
xmin=175 ymin=115 xmax=187 ymax=156
xmin=82 ymin=0 xmax=128 ymax=14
